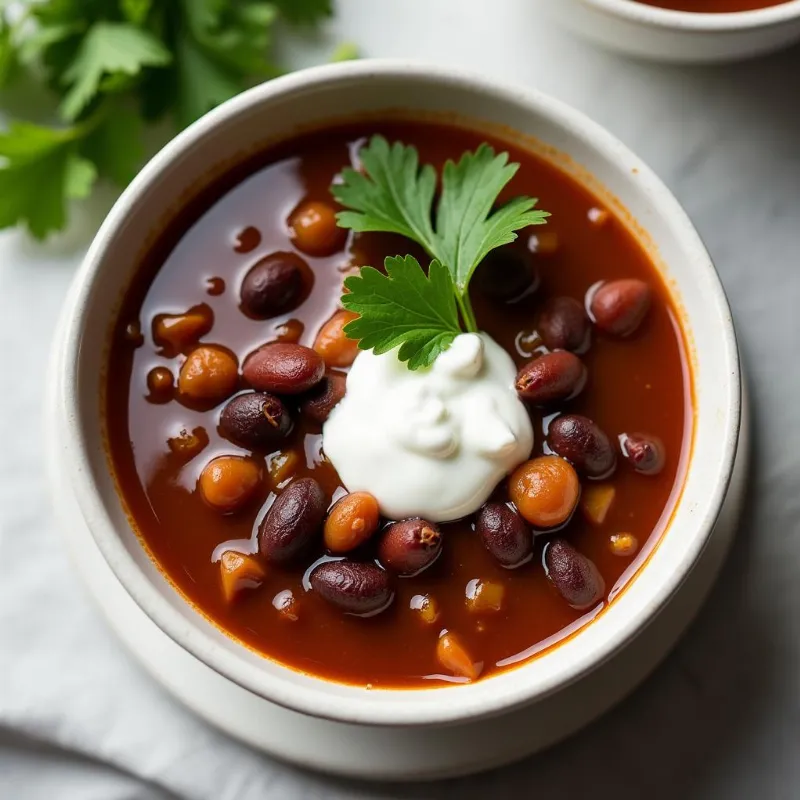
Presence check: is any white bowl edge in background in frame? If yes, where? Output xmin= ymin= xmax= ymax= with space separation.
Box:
xmin=56 ymin=61 xmax=741 ymax=729
xmin=539 ymin=0 xmax=800 ymax=62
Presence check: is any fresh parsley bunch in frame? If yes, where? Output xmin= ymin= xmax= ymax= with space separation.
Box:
xmin=333 ymin=136 xmax=550 ymax=370
xmin=0 ymin=0 xmax=338 ymax=238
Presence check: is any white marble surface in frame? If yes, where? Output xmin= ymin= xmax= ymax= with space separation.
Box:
xmin=2 ymin=1 xmax=800 ymax=797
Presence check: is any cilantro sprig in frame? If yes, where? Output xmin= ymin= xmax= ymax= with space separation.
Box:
xmin=0 ymin=0 xmax=348 ymax=239
xmin=333 ymin=136 xmax=549 ymax=368
xmin=342 ymin=256 xmax=461 ymax=371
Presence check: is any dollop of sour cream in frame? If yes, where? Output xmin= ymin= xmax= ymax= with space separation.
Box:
xmin=323 ymin=333 xmax=533 ymax=522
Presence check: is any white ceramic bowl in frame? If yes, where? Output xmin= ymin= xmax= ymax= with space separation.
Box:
xmin=542 ymin=0 xmax=800 ymax=62
xmin=58 ymin=60 xmax=740 ymax=730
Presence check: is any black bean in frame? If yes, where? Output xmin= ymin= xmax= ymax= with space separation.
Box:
xmin=378 ymin=519 xmax=442 ymax=576
xmin=588 ymin=279 xmax=651 ymax=337
xmin=537 ymin=296 xmax=589 ymax=352
xmin=240 ymin=252 xmax=312 ymax=319
xmin=515 ymin=351 xmax=586 ymax=405
xmin=476 ymin=503 xmax=532 ymax=568
xmin=620 ymin=432 xmax=665 ymax=475
xmin=310 ymin=560 xmax=393 ymax=615
xmin=300 ymin=373 xmax=346 ymax=424
xmin=258 ymin=477 xmax=325 ymax=564
xmin=544 ymin=538 xmax=605 ymax=610
xmin=473 ymin=248 xmax=537 ymax=302
xmin=219 ymin=392 xmax=292 ymax=449
xmin=547 ymin=414 xmax=616 ymax=478
xmin=243 ymin=343 xmax=325 ymax=395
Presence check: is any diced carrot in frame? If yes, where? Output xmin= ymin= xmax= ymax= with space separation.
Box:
xmin=154 ymin=307 xmax=213 ymax=352
xmin=581 ymin=483 xmax=616 ymax=526
xmin=272 ymin=589 xmax=300 ymax=621
xmin=410 ymin=594 xmax=440 ymax=625
xmin=268 ymin=450 xmax=300 ymax=486
xmin=219 ymin=551 xmax=265 ymax=604
xmin=167 ymin=426 xmax=209 ymax=461
xmin=436 ymin=632 xmax=482 ymax=682
xmin=609 ymin=532 xmax=639 ymax=557
xmin=465 ymin=579 xmax=505 ymax=613
xmin=588 ymin=207 xmax=610 ymax=227
xmin=530 ymin=230 xmax=560 ymax=255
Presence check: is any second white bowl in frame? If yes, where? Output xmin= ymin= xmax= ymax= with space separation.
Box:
xmin=542 ymin=0 xmax=800 ymax=62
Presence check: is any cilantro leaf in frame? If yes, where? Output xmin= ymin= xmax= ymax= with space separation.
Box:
xmin=0 ymin=121 xmax=94 ymax=238
xmin=333 ymin=136 xmax=550 ymax=334
xmin=180 ymin=0 xmax=278 ymax=79
xmin=121 ymin=0 xmax=153 ymax=26
xmin=0 ymin=16 xmax=15 ymax=87
xmin=271 ymin=0 xmax=334 ymax=24
xmin=0 ymin=0 xmax=335 ymax=238
xmin=174 ymin=34 xmax=242 ymax=128
xmin=341 ymin=256 xmax=461 ymax=370
xmin=331 ymin=42 xmax=359 ymax=62
xmin=60 ymin=22 xmax=171 ymax=121
xmin=80 ymin=103 xmax=143 ymax=185
xmin=65 ymin=153 xmax=98 ymax=198
xmin=436 ymin=145 xmax=550 ymax=292
xmin=333 ymin=137 xmax=438 ymax=253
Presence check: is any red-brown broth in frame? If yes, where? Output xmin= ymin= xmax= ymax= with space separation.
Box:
xmin=105 ymin=121 xmax=691 ymax=687
xmin=634 ymin=0 xmax=789 ymax=11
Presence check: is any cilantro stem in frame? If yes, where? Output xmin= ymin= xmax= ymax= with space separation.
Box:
xmin=456 ymin=293 xmax=478 ymax=333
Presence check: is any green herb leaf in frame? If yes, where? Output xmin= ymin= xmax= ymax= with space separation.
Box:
xmin=0 ymin=0 xmax=334 ymax=238
xmin=0 ymin=121 xmax=88 ymax=238
xmin=80 ymin=103 xmax=143 ymax=185
xmin=0 ymin=16 xmax=15 ymax=87
xmin=331 ymin=41 xmax=359 ymax=62
xmin=60 ymin=22 xmax=172 ymax=121
xmin=64 ymin=152 xmax=97 ymax=198
xmin=121 ymin=0 xmax=153 ymax=26
xmin=174 ymin=34 xmax=242 ymax=128
xmin=271 ymin=0 xmax=333 ymax=24
xmin=341 ymin=255 xmax=461 ymax=370
xmin=332 ymin=135 xmax=549 ymax=335
xmin=333 ymin=137 xmax=438 ymax=253
xmin=331 ymin=136 xmax=549 ymax=297
xmin=436 ymin=145 xmax=550 ymax=293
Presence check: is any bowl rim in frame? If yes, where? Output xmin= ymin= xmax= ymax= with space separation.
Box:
xmin=582 ymin=0 xmax=800 ymax=29
xmin=60 ymin=59 xmax=741 ymax=727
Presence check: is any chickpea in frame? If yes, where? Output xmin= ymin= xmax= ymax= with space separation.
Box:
xmin=147 ymin=366 xmax=174 ymax=400
xmin=199 ymin=455 xmax=262 ymax=513
xmin=609 ymin=532 xmax=639 ymax=557
xmin=289 ymin=200 xmax=346 ymax=256
xmin=324 ymin=491 xmax=380 ymax=553
xmin=178 ymin=345 xmax=238 ymax=402
xmin=436 ymin=632 xmax=481 ymax=682
xmin=313 ymin=310 xmax=360 ymax=367
xmin=509 ymin=455 xmax=580 ymax=528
